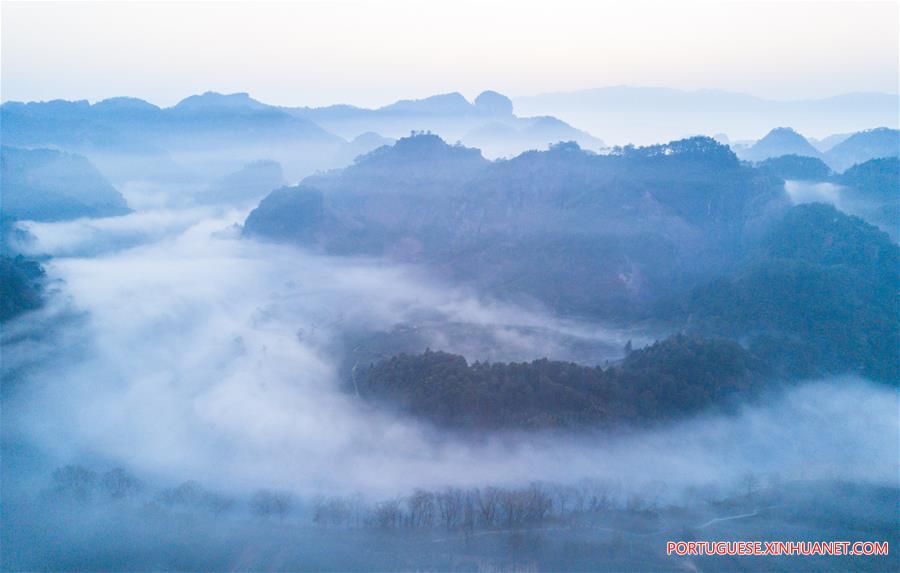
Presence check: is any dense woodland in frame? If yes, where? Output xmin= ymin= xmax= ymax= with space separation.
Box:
xmin=685 ymin=203 xmax=899 ymax=381
xmin=0 ymin=255 xmax=44 ymax=323
xmin=3 ymin=125 xmax=898 ymax=429
xmin=246 ymin=134 xmax=789 ymax=318
xmin=356 ymin=335 xmax=764 ymax=430
xmin=756 ymin=154 xmax=832 ymax=181
xmin=245 ymin=134 xmax=900 ymax=429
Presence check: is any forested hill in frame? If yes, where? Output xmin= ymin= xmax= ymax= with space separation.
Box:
xmin=245 ymin=134 xmax=788 ymax=319
xmin=1 ymin=146 xmax=130 ymax=221
xmin=756 ymin=154 xmax=832 ymax=181
xmin=839 ymin=156 xmax=899 ymax=200
xmin=356 ymin=335 xmax=765 ymax=431
xmin=686 ymin=203 xmax=899 ymax=382
xmin=348 ymin=201 xmax=897 ymax=433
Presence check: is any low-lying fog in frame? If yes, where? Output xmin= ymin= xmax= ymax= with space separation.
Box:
xmin=784 ymin=179 xmax=897 ymax=239
xmin=3 ymin=204 xmax=897 ymax=503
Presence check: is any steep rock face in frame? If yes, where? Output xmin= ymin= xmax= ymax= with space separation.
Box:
xmin=0 ymin=146 xmax=130 ymax=221
xmin=245 ymin=134 xmax=788 ymax=318
xmin=474 ymin=90 xmax=514 ymax=116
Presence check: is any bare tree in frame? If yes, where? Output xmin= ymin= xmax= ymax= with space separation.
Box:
xmin=372 ymin=499 xmax=403 ymax=529
xmin=313 ymin=496 xmax=350 ymax=527
xmin=251 ymin=489 xmax=293 ymax=519
xmin=437 ymin=487 xmax=464 ymax=530
xmin=476 ymin=486 xmax=501 ymax=528
xmin=740 ymin=472 xmax=760 ymax=498
xmin=523 ymin=483 xmax=552 ymax=523
xmin=462 ymin=489 xmax=477 ymax=535
xmin=406 ymin=489 xmax=436 ymax=529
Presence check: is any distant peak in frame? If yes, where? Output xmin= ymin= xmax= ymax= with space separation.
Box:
xmin=753 ymin=127 xmax=816 ymax=148
xmin=354 ymin=131 xmax=485 ymax=164
xmin=474 ymin=90 xmax=513 ymax=116
xmin=173 ymin=91 xmax=267 ymax=110
xmin=380 ymin=92 xmax=475 ymax=115
xmin=93 ymin=97 xmax=160 ymax=111
xmin=768 ymin=127 xmax=800 ymax=135
xmin=395 ymin=131 xmax=453 ymax=149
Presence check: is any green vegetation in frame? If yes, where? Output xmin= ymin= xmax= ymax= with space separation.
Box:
xmin=357 ymin=335 xmax=763 ymax=430
xmin=839 ymin=156 xmax=899 ymax=200
xmin=0 ymin=255 xmax=45 ymax=322
xmin=686 ymin=203 xmax=898 ymax=381
xmin=245 ymin=134 xmax=788 ymax=319
xmin=756 ymin=154 xmax=832 ymax=181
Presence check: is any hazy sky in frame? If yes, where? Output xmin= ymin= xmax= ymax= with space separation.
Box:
xmin=2 ymin=0 xmax=898 ymax=108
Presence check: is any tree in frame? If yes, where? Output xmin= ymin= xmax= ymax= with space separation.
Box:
xmin=250 ymin=489 xmax=293 ymax=518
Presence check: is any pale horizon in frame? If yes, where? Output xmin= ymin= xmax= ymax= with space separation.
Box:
xmin=2 ymin=84 xmax=900 ymax=110
xmin=2 ymin=0 xmax=898 ymax=108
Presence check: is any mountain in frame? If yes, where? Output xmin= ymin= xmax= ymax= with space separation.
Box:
xmin=824 ymin=128 xmax=900 ymax=172
xmin=171 ymin=91 xmax=270 ymax=112
xmin=473 ymin=90 xmax=514 ymax=116
xmin=285 ymin=91 xmax=604 ymax=158
xmin=740 ymin=127 xmax=899 ymax=173
xmin=245 ymin=134 xmax=788 ymax=319
xmin=839 ymin=157 xmax=899 ymax=201
xmin=339 ymin=132 xmax=396 ymax=163
xmin=379 ymin=92 xmax=476 ymax=116
xmin=245 ymin=133 xmax=492 ymax=252
xmin=755 ymin=155 xmax=832 ymax=181
xmin=686 ymin=203 xmax=899 ymax=381
xmin=194 ymin=159 xmax=285 ymax=206
xmin=809 ymin=132 xmax=852 ymax=152
xmin=307 ymin=132 xmax=489 ymax=192
xmin=2 ymin=90 xmax=607 ymax=181
xmin=835 ymin=157 xmax=900 ymax=237
xmin=514 ymin=86 xmax=899 ymax=145
xmin=738 ymin=128 xmax=822 ymax=162
xmin=0 ymin=93 xmax=346 ymax=182
xmin=463 ymin=116 xmax=604 ymax=158
xmin=0 ymin=146 xmax=130 ymax=221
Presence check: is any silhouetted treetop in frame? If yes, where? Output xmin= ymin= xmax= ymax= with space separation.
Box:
xmin=356 ymin=335 xmax=764 ymax=431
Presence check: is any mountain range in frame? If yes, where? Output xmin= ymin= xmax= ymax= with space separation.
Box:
xmin=736 ymin=126 xmax=899 ymax=172
xmin=244 ymin=132 xmax=898 ymax=390
xmin=514 ymin=86 xmax=899 ymax=145
xmin=0 ymin=90 xmax=603 ymax=183
xmin=244 ymin=133 xmax=789 ymax=319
